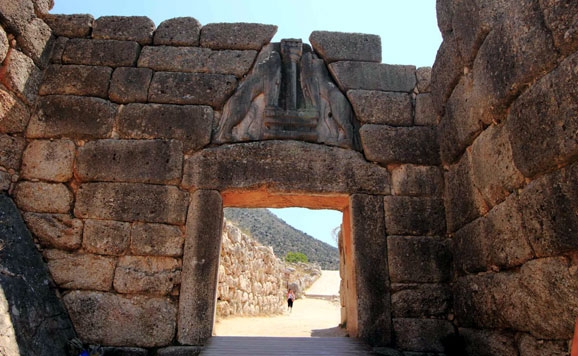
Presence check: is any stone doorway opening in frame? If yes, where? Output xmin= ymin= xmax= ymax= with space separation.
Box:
xmin=213 ymin=190 xmax=357 ymax=336
xmin=214 ymin=206 xmax=345 ymax=338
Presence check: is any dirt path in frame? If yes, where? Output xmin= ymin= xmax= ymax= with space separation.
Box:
xmin=213 ymin=271 xmax=346 ymax=337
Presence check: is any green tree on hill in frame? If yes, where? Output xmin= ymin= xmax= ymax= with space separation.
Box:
xmin=285 ymin=251 xmax=308 ymax=263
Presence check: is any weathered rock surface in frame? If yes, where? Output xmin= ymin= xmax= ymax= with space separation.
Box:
xmin=20 ymin=139 xmax=75 ymax=182
xmin=114 ymin=256 xmax=181 ymax=295
xmin=393 ymin=318 xmax=454 ymax=353
xmin=387 ymin=236 xmax=452 ymax=283
xmin=92 ymin=16 xmax=154 ymax=45
xmin=117 ymin=103 xmax=213 ymax=154
xmin=83 ymin=219 xmax=131 ymax=256
xmin=28 ymin=95 xmax=117 ymax=139
xmin=329 ymin=62 xmax=416 ymax=92
xmin=148 ymin=72 xmax=237 ymax=108
xmin=347 ymin=90 xmax=412 ymax=126
xmin=0 ymin=194 xmax=76 ymax=356
xmin=391 ymin=284 xmax=451 ymax=318
xmin=360 ymin=125 xmax=440 ymax=166
xmin=182 ymin=141 xmax=391 ymax=195
xmin=109 ymin=67 xmax=153 ymax=103
xmin=75 ymin=182 xmax=188 ymax=224
xmin=43 ymin=14 xmax=94 ymax=38
xmin=200 ymin=23 xmax=277 ymax=50
xmin=62 ymin=38 xmax=141 ymax=67
xmin=154 ymin=17 xmax=201 ymax=46
xmin=309 ymin=31 xmax=381 ymax=63
xmin=39 ymin=64 xmax=112 ymax=97
xmin=44 ymin=249 xmax=116 ymax=290
xmin=0 ymin=133 xmax=26 ymax=170
xmin=14 ymin=181 xmax=72 ymax=213
xmin=63 ymin=291 xmax=177 ymax=347
xmin=0 ymin=88 xmax=31 ymax=133
xmin=130 ymin=222 xmax=184 ymax=257
xmin=383 ymin=197 xmax=446 ymax=236
xmin=23 ymin=212 xmax=82 ymax=250
xmin=76 ymin=139 xmax=183 ymax=184
xmin=391 ymin=165 xmax=443 ymax=197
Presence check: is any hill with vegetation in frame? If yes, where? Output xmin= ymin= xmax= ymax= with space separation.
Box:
xmin=223 ymin=208 xmax=340 ymax=270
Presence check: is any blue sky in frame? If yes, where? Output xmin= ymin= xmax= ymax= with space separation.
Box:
xmin=50 ymin=1 xmax=441 ymax=248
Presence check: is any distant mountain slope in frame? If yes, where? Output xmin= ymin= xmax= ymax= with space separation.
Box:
xmin=223 ymin=208 xmax=339 ymax=270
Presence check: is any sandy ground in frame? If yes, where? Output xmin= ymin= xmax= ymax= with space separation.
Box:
xmin=213 ymin=270 xmax=346 ymax=337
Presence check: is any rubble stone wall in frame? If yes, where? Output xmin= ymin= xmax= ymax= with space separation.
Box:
xmin=216 ymin=221 xmax=287 ymax=318
xmin=433 ymin=0 xmax=578 ymax=354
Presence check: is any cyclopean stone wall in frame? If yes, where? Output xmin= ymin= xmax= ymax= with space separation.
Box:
xmin=1 ymin=0 xmax=577 ymax=355
xmin=433 ymin=0 xmax=578 ymax=355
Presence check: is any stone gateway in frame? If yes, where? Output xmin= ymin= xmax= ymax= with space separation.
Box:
xmin=0 ymin=1 xmax=577 ymax=355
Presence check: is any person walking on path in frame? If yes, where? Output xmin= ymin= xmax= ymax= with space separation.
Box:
xmin=287 ymin=289 xmax=295 ymax=312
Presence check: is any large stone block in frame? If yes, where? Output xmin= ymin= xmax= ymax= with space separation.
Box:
xmin=178 ymin=190 xmax=223 ymax=345
xmin=0 ymin=194 xmax=76 ymax=356
xmin=43 ymin=14 xmax=94 ymax=38
xmin=347 ymin=90 xmax=412 ymax=126
xmin=391 ymin=283 xmax=451 ymax=318
xmin=75 ymin=182 xmax=188 ymax=225
xmin=453 ymin=194 xmax=534 ymax=274
xmin=156 ymin=346 xmax=203 ymax=356
xmin=517 ymin=162 xmax=578 ymax=257
xmin=23 ymin=212 xmax=82 ymax=250
xmin=44 ymin=249 xmax=115 ymax=290
xmin=444 ymin=151 xmax=488 ymax=233
xmin=114 ymin=256 xmax=181 ymax=295
xmin=83 ymin=219 xmax=131 ymax=256
xmin=360 ymin=125 xmax=440 ymax=166
xmin=63 ymin=291 xmax=177 ymax=347
xmin=391 ymin=164 xmax=443 ymax=197
xmin=0 ymin=134 xmax=26 ymax=170
xmin=130 ymin=222 xmax=184 ymax=257
xmin=49 ymin=36 xmax=67 ymax=64
xmin=108 ymin=66 xmax=152 ymax=103
xmin=350 ymin=194 xmax=391 ymax=346
xmin=1 ymin=49 xmax=42 ymax=105
xmin=388 ymin=236 xmax=452 ymax=283
xmin=471 ymin=124 xmax=525 ymax=207
xmin=393 ymin=318 xmax=454 ymax=353
xmin=21 ymin=139 xmax=75 ymax=182
xmin=138 ymin=46 xmax=257 ymax=78
xmin=200 ymin=23 xmax=277 ymax=50
xmin=329 ymin=61 xmax=416 ymax=92
xmin=27 ymin=95 xmax=117 ymax=139
xmin=0 ymin=87 xmax=30 ymax=133
xmin=437 ymin=74 xmax=484 ymax=165
xmin=0 ymin=0 xmax=35 ymax=36
xmin=182 ymin=141 xmax=391 ymax=195
xmin=507 ymin=50 xmax=578 ymax=178
xmin=459 ymin=328 xmax=517 ymax=356
xmin=117 ymin=103 xmax=213 ymax=154
xmin=16 ymin=17 xmax=53 ymax=68
xmin=517 ymin=332 xmax=568 ymax=356
xmin=454 ymin=257 xmax=578 ymax=339
xmin=62 ymin=38 xmax=140 ymax=67
xmin=430 ymin=35 xmax=463 ymax=117
xmin=148 ymin=72 xmax=237 ymax=108
xmin=76 ymin=139 xmax=183 ymax=184
xmin=14 ymin=181 xmax=72 ymax=213
xmin=540 ymin=0 xmax=578 ymax=55
xmin=414 ymin=93 xmax=436 ymax=126
xmin=154 ymin=17 xmax=201 ymax=46
xmin=0 ymin=27 xmax=7 ymax=63
xmin=92 ymin=16 xmax=154 ymax=45
xmin=470 ymin=1 xmax=557 ymax=126
xmin=415 ymin=67 xmax=431 ymax=93
xmin=309 ymin=31 xmax=381 ymax=63
xmin=39 ymin=64 xmax=112 ymax=97
xmin=384 ymin=197 xmax=446 ymax=236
